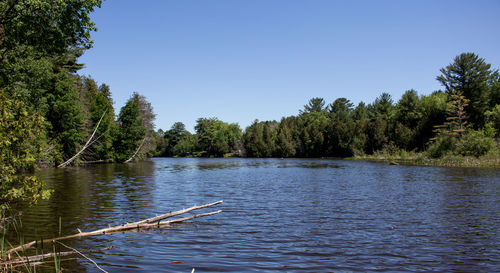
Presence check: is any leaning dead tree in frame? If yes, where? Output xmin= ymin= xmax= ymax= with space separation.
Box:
xmin=58 ymin=111 xmax=107 ymax=168
xmin=124 ymin=138 xmax=145 ymax=163
xmin=7 ymin=200 xmax=223 ymax=255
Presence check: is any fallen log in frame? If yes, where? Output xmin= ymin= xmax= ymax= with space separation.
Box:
xmin=7 ymin=200 xmax=223 ymax=255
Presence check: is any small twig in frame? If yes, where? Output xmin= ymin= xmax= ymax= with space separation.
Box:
xmin=56 ymin=241 xmax=108 ymax=273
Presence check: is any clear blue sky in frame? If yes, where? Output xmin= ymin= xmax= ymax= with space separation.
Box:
xmin=79 ymin=0 xmax=500 ymax=132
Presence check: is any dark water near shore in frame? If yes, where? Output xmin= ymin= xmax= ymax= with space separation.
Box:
xmin=14 ymin=158 xmax=500 ymax=272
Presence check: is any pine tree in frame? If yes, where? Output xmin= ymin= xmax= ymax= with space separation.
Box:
xmin=432 ymin=93 xmax=469 ymax=140
xmin=437 ymin=52 xmax=497 ymax=128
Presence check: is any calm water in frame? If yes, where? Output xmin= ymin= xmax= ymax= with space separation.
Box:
xmin=14 ymin=158 xmax=500 ymax=272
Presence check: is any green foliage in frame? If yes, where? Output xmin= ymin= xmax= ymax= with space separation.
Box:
xmin=276 ymin=118 xmax=297 ymax=157
xmin=159 ymin=122 xmax=196 ymax=157
xmin=301 ymin=112 xmax=328 ymax=157
xmin=130 ymin=92 xmax=156 ymax=159
xmin=243 ymin=120 xmax=277 ymax=157
xmin=432 ymin=93 xmax=469 ymax=142
xmin=486 ymin=104 xmax=500 ymax=137
xmin=396 ymin=90 xmax=421 ymax=128
xmin=365 ymin=117 xmax=389 ymax=154
xmin=300 ymin=97 xmax=326 ymax=114
xmin=0 ymin=0 xmax=102 ymax=58
xmin=0 ymin=90 xmax=51 ymax=209
xmin=195 ymin=118 xmax=242 ymax=157
xmin=414 ymin=91 xmax=447 ymax=150
xmin=437 ymin=52 xmax=498 ymax=128
xmin=325 ymin=99 xmax=356 ymax=157
xmin=489 ymin=79 xmax=500 ymax=107
xmin=90 ymin=83 xmax=116 ymax=160
xmin=426 ymin=137 xmax=456 ymax=159
xmin=456 ymin=127 xmax=496 ymax=157
xmin=113 ymin=97 xmax=145 ymax=162
xmin=369 ymin=92 xmax=394 ymax=120
xmin=47 ymin=73 xmax=86 ymax=161
xmin=172 ymin=135 xmax=196 ymax=157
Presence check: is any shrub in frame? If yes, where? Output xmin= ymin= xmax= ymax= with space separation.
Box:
xmin=456 ymin=127 xmax=495 ymax=157
xmin=426 ymin=137 xmax=456 ymax=158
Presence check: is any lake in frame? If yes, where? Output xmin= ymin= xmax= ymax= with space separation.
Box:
xmin=13 ymin=158 xmax=500 ymax=272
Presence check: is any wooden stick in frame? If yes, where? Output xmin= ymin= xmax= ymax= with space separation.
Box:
xmin=131 ymin=200 xmax=223 ymax=225
xmin=7 ymin=201 xmax=222 ymax=255
xmin=78 ymin=210 xmax=222 ymax=235
xmin=2 ymin=246 xmax=112 ymax=266
xmin=105 ymin=211 xmax=222 ymax=232
xmin=9 ymin=257 xmax=78 ymax=269
xmin=58 ymin=110 xmax=107 ymax=168
xmin=57 ymin=241 xmax=108 ymax=273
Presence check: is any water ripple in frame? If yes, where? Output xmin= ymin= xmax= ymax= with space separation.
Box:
xmin=13 ymin=158 xmax=500 ymax=272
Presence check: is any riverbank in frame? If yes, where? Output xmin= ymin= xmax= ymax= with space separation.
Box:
xmin=350 ymin=152 xmax=500 ymax=168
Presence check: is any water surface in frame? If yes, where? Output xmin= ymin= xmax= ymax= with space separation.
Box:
xmin=16 ymin=158 xmax=500 ymax=272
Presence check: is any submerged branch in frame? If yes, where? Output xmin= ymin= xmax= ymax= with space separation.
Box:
xmin=2 ymin=246 xmax=112 ymax=266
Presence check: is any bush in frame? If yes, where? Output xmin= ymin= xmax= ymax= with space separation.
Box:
xmin=486 ymin=105 xmax=500 ymax=137
xmin=456 ymin=128 xmax=495 ymax=157
xmin=426 ymin=137 xmax=456 ymax=158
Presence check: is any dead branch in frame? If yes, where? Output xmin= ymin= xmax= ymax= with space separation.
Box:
xmin=124 ymin=138 xmax=145 ymax=163
xmin=124 ymin=211 xmax=222 ymax=231
xmin=2 ymin=246 xmax=112 ymax=266
xmin=7 ymin=200 xmax=223 ymax=255
xmin=57 ymin=241 xmax=108 ymax=273
xmin=9 ymin=257 xmax=78 ymax=270
xmin=86 ymin=132 xmax=104 ymax=150
xmin=131 ymin=200 xmax=223 ymax=225
xmin=58 ymin=110 xmax=107 ymax=168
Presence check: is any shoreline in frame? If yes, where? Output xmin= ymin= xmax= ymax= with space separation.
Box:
xmin=349 ymin=154 xmax=500 ymax=168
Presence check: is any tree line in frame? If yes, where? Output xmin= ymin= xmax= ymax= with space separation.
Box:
xmin=0 ymin=1 xmax=156 ymax=208
xmin=156 ymin=52 xmax=500 ymax=159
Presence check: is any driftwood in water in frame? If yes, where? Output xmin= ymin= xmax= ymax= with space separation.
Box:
xmin=124 ymin=138 xmax=145 ymax=163
xmin=7 ymin=200 xmax=223 ymax=255
xmin=58 ymin=111 xmax=107 ymax=168
xmin=2 ymin=246 xmax=113 ymax=266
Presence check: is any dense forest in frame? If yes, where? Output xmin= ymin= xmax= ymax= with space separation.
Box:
xmin=156 ymin=52 xmax=500 ymax=160
xmin=0 ymin=1 xmax=156 ymax=208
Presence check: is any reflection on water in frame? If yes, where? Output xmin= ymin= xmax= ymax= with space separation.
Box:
xmin=164 ymin=158 xmax=343 ymax=172
xmin=11 ymin=158 xmax=500 ymax=272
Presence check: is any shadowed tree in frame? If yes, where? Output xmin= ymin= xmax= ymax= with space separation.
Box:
xmin=113 ymin=97 xmax=145 ymax=162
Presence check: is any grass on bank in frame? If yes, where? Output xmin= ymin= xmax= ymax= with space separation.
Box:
xmin=351 ymin=147 xmax=500 ymax=168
